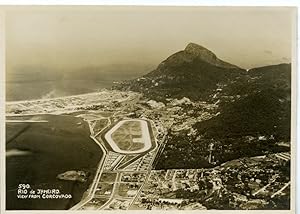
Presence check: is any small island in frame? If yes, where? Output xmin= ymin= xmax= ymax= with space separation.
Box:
xmin=57 ymin=170 xmax=88 ymax=183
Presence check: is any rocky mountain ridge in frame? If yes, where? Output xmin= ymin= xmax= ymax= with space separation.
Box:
xmin=116 ymin=43 xmax=246 ymax=101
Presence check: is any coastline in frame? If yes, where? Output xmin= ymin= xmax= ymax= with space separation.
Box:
xmin=6 ymin=89 xmax=112 ymax=105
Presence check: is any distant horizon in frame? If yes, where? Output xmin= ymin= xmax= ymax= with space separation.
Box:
xmin=4 ymin=6 xmax=295 ymax=101
xmin=4 ymin=6 xmax=295 ymax=77
xmin=8 ymin=41 xmax=293 ymax=73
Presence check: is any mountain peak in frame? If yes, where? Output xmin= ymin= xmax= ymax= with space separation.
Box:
xmin=183 ymin=42 xmax=239 ymax=69
xmin=184 ymin=42 xmax=217 ymax=60
xmin=185 ymin=42 xmax=213 ymax=53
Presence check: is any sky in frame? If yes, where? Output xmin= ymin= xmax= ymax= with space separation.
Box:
xmin=4 ymin=6 xmax=296 ymax=75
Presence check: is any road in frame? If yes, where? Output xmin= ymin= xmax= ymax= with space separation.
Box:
xmin=70 ymin=117 xmax=163 ymax=210
xmin=271 ymin=181 xmax=291 ymax=198
xmin=70 ymin=119 xmax=110 ymax=210
xmin=6 ymin=120 xmax=48 ymax=123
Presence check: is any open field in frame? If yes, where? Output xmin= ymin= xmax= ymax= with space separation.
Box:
xmin=111 ymin=121 xmax=143 ymax=151
xmin=95 ymin=183 xmax=114 ymax=196
xmin=117 ymin=183 xmax=142 ymax=198
xmin=100 ymin=173 xmax=118 ymax=183
xmin=104 ymin=119 xmax=153 ymax=154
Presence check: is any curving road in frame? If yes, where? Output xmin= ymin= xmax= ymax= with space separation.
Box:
xmin=70 ymin=117 xmax=162 ymax=210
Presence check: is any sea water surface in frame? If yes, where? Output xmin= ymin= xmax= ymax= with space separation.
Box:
xmin=6 ymin=79 xmax=115 ymax=101
xmin=5 ymin=65 xmax=149 ymax=101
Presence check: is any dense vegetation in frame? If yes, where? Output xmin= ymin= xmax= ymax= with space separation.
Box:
xmin=155 ymin=134 xmax=213 ymax=169
xmin=119 ymin=43 xmax=291 ymax=170
xmin=196 ymin=63 xmax=291 ymax=141
xmin=156 ymin=63 xmax=291 ymax=169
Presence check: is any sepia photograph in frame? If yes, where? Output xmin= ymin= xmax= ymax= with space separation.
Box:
xmin=1 ymin=5 xmax=297 ymax=212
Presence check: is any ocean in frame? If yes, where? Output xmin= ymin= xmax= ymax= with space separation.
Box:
xmin=5 ymin=65 xmax=151 ymax=101
xmin=6 ymin=79 xmax=116 ymax=101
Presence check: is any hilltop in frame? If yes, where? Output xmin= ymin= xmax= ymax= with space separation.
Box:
xmin=115 ymin=43 xmax=246 ymax=101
